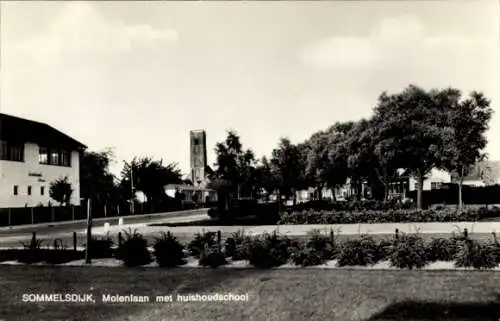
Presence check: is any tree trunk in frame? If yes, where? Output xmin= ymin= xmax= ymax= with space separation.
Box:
xmin=331 ymin=188 xmax=337 ymax=201
xmin=416 ymin=174 xmax=424 ymax=210
xmin=382 ymin=182 xmax=388 ymax=201
xmin=292 ymin=188 xmax=297 ymax=206
xmin=317 ymin=185 xmax=323 ymax=201
xmin=458 ymin=167 xmax=465 ymax=211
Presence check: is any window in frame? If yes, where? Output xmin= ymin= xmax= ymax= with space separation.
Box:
xmin=61 ymin=150 xmax=71 ymax=167
xmin=40 ymin=147 xmax=71 ymax=167
xmin=9 ymin=146 xmax=23 ymax=161
xmin=431 ymin=182 xmax=441 ymax=190
xmin=50 ymin=149 xmax=60 ymax=165
xmin=194 ymin=138 xmax=200 ymax=145
xmin=27 ymin=186 xmax=32 ymax=196
xmin=13 ymin=185 xmax=18 ymax=196
xmin=40 ymin=186 xmax=45 ymax=196
xmin=39 ymin=147 xmax=49 ymax=164
xmin=0 ymin=141 xmax=24 ymax=162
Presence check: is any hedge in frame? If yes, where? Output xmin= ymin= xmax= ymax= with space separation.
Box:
xmin=279 ymin=207 xmax=500 ymax=225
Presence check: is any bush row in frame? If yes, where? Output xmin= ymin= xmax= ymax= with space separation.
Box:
xmin=279 ymin=207 xmax=500 ymax=224
xmin=5 ymin=228 xmax=500 ymax=270
xmin=288 ymin=200 xmax=415 ymax=212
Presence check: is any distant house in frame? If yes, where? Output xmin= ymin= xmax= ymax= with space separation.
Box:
xmin=453 ymin=160 xmax=500 ymax=187
xmin=0 ymin=113 xmax=86 ymax=208
xmin=387 ymin=168 xmax=452 ymax=199
xmin=164 ymin=183 xmax=217 ymax=203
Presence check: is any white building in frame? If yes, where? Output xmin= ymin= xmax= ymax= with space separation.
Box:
xmin=408 ymin=168 xmax=452 ymax=191
xmin=0 ymin=113 xmax=86 ymax=208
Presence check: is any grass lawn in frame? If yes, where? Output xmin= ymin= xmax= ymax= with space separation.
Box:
xmin=1 ymin=267 xmax=500 ymax=321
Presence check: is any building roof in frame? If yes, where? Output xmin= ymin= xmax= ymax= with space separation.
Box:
xmin=0 ymin=113 xmax=86 ymax=150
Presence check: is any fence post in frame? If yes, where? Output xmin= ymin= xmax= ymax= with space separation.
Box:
xmin=104 ymin=204 xmax=107 ymax=217
xmin=72 ymin=205 xmax=75 ymax=221
xmin=73 ymin=232 xmax=77 ymax=251
xmin=31 ymin=207 xmax=34 ymax=225
xmin=217 ymin=230 xmax=222 ymax=249
xmin=31 ymin=232 xmax=36 ymax=248
xmin=7 ymin=208 xmax=11 ymax=226
xmin=118 ymin=232 xmax=123 ymax=246
xmin=85 ymin=198 xmax=92 ymax=264
xmin=51 ymin=207 xmax=55 ymax=222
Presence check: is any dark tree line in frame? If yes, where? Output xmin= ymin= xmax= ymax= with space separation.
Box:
xmin=50 ymin=84 xmax=492 ymax=212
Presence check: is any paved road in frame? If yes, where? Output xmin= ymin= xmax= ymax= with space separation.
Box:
xmin=0 ymin=209 xmax=209 ymax=247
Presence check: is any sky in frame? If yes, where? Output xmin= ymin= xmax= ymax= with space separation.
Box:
xmin=1 ymin=1 xmax=499 ymax=178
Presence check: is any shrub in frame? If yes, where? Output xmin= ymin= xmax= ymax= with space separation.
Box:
xmin=455 ymin=238 xmax=497 ymax=269
xmin=153 ymin=232 xmax=186 ymax=268
xmin=116 ymin=228 xmax=152 ymax=267
xmin=199 ymin=244 xmax=227 ymax=268
xmin=377 ymin=238 xmax=396 ymax=261
xmin=306 ymin=229 xmax=337 ymax=260
xmin=44 ymin=249 xmax=85 ymax=265
xmin=248 ymin=232 xmax=292 ymax=268
xmin=390 ymin=234 xmax=428 ymax=269
xmin=279 ymin=207 xmax=486 ymax=225
xmin=337 ymin=235 xmax=380 ymax=266
xmin=86 ymin=233 xmax=114 ymax=259
xmin=425 ymin=237 xmax=458 ymax=262
xmin=224 ymin=230 xmax=252 ymax=260
xmin=18 ymin=234 xmax=44 ymax=264
xmin=290 ymin=244 xmax=324 ymax=266
xmin=188 ymin=231 xmax=217 ymax=258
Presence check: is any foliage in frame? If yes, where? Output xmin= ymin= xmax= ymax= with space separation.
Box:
xmin=49 ymin=176 xmax=73 ymax=206
xmin=306 ymin=229 xmax=337 ymax=260
xmin=224 ymin=230 xmax=252 ymax=260
xmin=440 ymin=91 xmax=493 ymax=210
xmin=85 ymin=233 xmax=114 ymax=259
xmin=454 ymin=238 xmax=497 ymax=269
xmin=337 ymin=235 xmax=380 ymax=266
xmin=247 ymin=232 xmax=293 ymax=268
xmin=425 ymin=237 xmax=459 ymax=262
xmin=120 ymin=157 xmax=183 ymax=209
xmin=290 ymin=245 xmax=324 ymax=266
xmin=188 ymin=231 xmax=217 ymax=258
xmin=212 ymin=130 xmax=257 ymax=198
xmin=153 ymin=232 xmax=186 ymax=268
xmin=270 ymin=138 xmax=307 ymax=203
xmin=116 ymin=228 xmax=152 ymax=267
xmin=372 ymin=85 xmax=454 ymax=209
xmin=199 ymin=244 xmax=228 ymax=268
xmin=389 ymin=234 xmax=428 ymax=269
xmin=279 ymin=208 xmax=486 ymax=225
xmin=80 ymin=149 xmax=119 ymax=207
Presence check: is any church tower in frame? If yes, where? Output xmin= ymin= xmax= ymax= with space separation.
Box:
xmin=190 ymin=130 xmax=207 ymax=185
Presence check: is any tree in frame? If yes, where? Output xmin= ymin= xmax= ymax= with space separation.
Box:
xmin=80 ymin=148 xmax=119 ymax=207
xmin=49 ymin=176 xmax=73 ymax=206
xmin=304 ymin=122 xmax=353 ymax=200
xmin=269 ymin=138 xmax=305 ymax=205
xmin=120 ymin=157 xmax=183 ymax=211
xmin=213 ymin=130 xmax=256 ymax=199
xmin=372 ymin=85 xmax=456 ymax=209
xmin=441 ymin=90 xmax=493 ymax=210
xmin=253 ymin=156 xmax=278 ymax=200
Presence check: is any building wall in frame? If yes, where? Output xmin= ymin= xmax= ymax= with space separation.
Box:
xmin=408 ymin=168 xmax=451 ymax=191
xmin=0 ymin=142 xmax=80 ymax=207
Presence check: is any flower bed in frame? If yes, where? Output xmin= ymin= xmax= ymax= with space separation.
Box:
xmin=2 ymin=228 xmax=500 ymax=271
xmin=279 ymin=207 xmax=500 ymax=225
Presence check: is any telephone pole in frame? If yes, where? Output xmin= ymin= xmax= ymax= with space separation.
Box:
xmin=130 ymin=165 xmax=135 ymax=215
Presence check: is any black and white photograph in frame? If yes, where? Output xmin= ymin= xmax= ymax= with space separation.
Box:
xmin=0 ymin=0 xmax=500 ymax=320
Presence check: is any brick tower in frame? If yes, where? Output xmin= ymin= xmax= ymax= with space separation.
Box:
xmin=190 ymin=130 xmax=207 ymax=186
